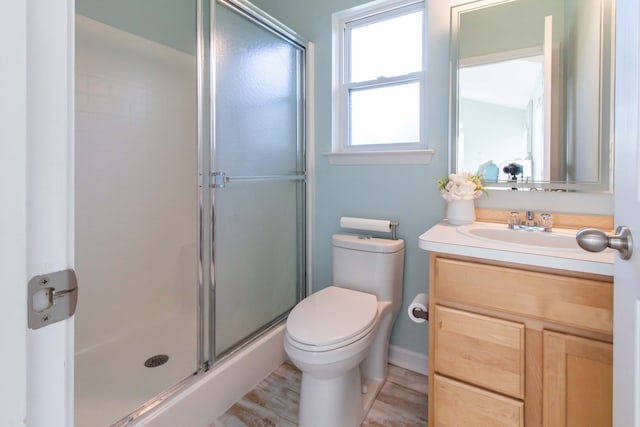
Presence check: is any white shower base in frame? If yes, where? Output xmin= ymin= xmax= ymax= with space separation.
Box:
xmin=131 ymin=324 xmax=286 ymax=427
xmin=76 ymin=311 xmax=286 ymax=427
xmin=75 ymin=309 xmax=198 ymax=427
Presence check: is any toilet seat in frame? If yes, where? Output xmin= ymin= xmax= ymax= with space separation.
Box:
xmin=286 ymin=286 xmax=378 ymax=352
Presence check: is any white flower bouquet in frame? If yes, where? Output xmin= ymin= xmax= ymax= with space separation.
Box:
xmin=437 ymin=172 xmax=487 ymax=202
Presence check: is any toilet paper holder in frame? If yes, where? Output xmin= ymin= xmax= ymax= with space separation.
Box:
xmin=408 ymin=293 xmax=429 ymax=323
xmin=411 ymin=306 xmax=429 ymax=321
xmin=390 ymin=222 xmax=399 ymax=240
xmin=339 ymin=217 xmax=400 ymax=240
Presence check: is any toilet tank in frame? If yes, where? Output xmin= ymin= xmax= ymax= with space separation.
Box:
xmin=332 ymin=234 xmax=405 ymax=310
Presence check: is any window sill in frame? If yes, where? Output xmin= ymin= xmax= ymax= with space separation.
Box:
xmin=324 ymin=149 xmax=435 ymax=165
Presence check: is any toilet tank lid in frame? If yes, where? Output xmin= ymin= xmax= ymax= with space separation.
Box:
xmin=332 ymin=234 xmax=404 ymax=253
xmin=286 ymin=286 xmax=378 ymax=347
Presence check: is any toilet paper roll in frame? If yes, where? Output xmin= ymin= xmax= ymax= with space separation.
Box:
xmin=408 ymin=293 xmax=429 ymax=324
xmin=340 ymin=216 xmax=391 ymax=233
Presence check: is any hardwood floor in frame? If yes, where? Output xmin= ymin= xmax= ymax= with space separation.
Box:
xmin=211 ymin=361 xmax=428 ymax=426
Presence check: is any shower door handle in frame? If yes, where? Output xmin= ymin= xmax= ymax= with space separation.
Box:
xmin=211 ymin=172 xmax=306 ymax=188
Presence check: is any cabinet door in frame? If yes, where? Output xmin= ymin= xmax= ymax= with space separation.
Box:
xmin=543 ymin=330 xmax=612 ymax=427
xmin=434 ymin=375 xmax=524 ymax=427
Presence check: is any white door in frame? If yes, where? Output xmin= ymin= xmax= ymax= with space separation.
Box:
xmin=0 ymin=1 xmax=75 ymax=426
xmin=0 ymin=1 xmax=29 ymax=425
xmin=613 ymin=0 xmax=640 ymax=426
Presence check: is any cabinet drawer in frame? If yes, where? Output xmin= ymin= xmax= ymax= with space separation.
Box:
xmin=434 ymin=257 xmax=613 ymax=334
xmin=434 ymin=305 xmax=525 ymax=398
xmin=434 ymin=375 xmax=524 ymax=427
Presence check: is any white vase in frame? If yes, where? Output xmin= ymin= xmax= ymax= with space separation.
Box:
xmin=446 ymin=199 xmax=476 ymax=225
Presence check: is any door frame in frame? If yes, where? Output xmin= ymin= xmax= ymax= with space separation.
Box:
xmin=1 ymin=1 xmax=75 ymax=426
xmin=0 ymin=1 xmax=29 ymax=423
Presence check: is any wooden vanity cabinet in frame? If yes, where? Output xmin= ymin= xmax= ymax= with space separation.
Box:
xmin=428 ymin=253 xmax=613 ymax=427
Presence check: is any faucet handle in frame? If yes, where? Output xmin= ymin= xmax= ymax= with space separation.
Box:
xmin=538 ymin=212 xmax=553 ymax=229
xmin=508 ymin=211 xmax=521 ymax=226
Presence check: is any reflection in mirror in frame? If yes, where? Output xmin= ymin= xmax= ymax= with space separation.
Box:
xmin=450 ymin=0 xmax=614 ymax=192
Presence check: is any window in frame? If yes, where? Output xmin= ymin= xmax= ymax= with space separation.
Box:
xmin=329 ymin=0 xmax=433 ymax=165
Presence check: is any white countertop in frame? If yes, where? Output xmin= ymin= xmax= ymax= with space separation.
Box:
xmin=418 ymin=221 xmax=614 ymax=276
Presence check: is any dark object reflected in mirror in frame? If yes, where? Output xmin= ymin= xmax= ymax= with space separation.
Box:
xmin=449 ymin=0 xmax=614 ymax=192
xmin=503 ymin=162 xmax=524 ymax=177
xmin=503 ymin=162 xmax=524 ymax=190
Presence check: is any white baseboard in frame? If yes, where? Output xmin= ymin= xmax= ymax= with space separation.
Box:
xmin=388 ymin=345 xmax=428 ymax=376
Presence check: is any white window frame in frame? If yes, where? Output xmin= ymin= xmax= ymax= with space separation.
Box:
xmin=328 ymin=0 xmax=434 ymax=165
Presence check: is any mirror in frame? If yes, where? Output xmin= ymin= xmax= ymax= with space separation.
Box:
xmin=449 ymin=0 xmax=614 ymax=192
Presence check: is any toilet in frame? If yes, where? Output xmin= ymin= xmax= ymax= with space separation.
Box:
xmin=284 ymin=234 xmax=405 ymax=427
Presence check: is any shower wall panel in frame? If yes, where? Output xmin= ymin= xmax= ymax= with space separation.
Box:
xmin=76 ymin=15 xmax=197 ymax=349
xmin=75 ymin=14 xmax=199 ymax=425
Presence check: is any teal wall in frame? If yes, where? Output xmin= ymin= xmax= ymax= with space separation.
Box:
xmin=458 ymin=0 xmax=561 ymax=59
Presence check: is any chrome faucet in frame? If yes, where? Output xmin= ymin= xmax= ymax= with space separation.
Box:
xmin=524 ymin=210 xmax=536 ymax=226
xmin=508 ymin=211 xmax=553 ymax=232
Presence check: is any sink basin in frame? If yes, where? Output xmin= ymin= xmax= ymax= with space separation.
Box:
xmin=457 ymin=223 xmax=580 ymax=251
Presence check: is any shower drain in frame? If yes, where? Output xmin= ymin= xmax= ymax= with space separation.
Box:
xmin=144 ymin=354 xmax=169 ymax=368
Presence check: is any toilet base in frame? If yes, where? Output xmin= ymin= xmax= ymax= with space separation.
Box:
xmin=298 ymin=368 xmax=385 ymax=427
xmin=299 ymin=367 xmax=361 ymax=427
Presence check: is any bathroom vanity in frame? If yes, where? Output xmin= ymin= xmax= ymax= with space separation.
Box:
xmin=419 ymin=217 xmax=614 ymax=427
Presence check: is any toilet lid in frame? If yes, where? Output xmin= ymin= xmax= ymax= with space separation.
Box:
xmin=286 ymin=286 xmax=378 ymax=347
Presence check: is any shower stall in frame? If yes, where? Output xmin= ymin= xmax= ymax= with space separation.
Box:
xmin=74 ymin=0 xmax=307 ymax=425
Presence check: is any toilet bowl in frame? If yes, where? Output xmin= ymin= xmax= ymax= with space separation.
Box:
xmin=285 ymin=286 xmax=391 ymax=426
xmin=284 ymin=234 xmax=405 ymax=427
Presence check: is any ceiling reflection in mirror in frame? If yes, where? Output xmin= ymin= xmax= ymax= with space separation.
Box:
xmin=450 ymin=0 xmax=614 ymax=192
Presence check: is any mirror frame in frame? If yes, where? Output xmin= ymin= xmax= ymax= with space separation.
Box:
xmin=448 ymin=0 xmax=614 ymax=193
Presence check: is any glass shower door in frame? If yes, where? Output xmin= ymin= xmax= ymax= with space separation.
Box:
xmin=211 ymin=0 xmax=306 ymax=357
